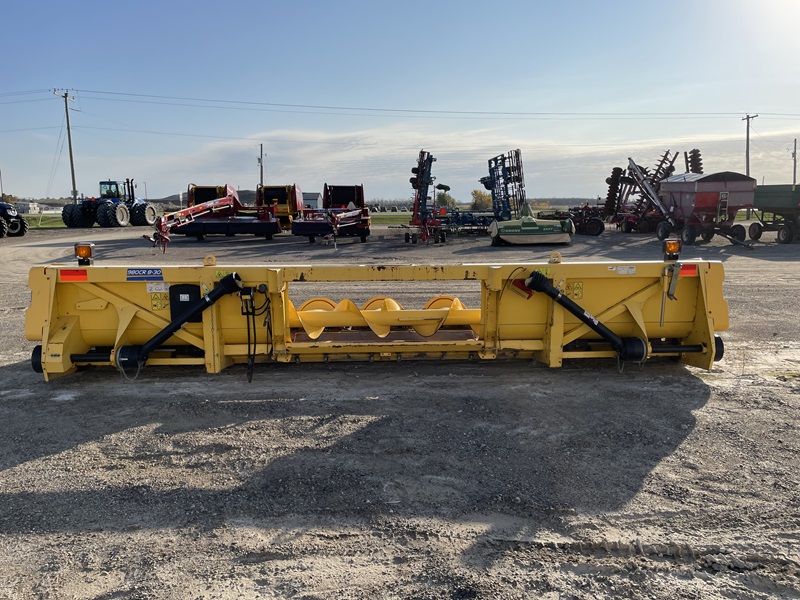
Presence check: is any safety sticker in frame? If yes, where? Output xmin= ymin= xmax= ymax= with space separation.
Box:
xmin=127 ymin=268 xmax=163 ymax=281
xmin=150 ymin=292 xmax=170 ymax=311
xmin=565 ymin=281 xmax=583 ymax=299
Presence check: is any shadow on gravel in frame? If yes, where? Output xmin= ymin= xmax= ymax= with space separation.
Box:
xmin=0 ymin=358 xmax=710 ymax=564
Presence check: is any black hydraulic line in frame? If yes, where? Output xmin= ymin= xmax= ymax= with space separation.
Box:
xmin=524 ymin=271 xmax=647 ymax=363
xmin=116 ymin=272 xmax=243 ymax=371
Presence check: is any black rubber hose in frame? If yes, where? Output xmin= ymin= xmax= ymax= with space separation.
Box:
xmin=525 ymin=271 xmax=647 ymax=362
xmin=117 ymin=272 xmax=243 ymax=370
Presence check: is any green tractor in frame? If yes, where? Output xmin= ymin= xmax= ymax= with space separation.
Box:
xmin=62 ymin=179 xmax=158 ymax=228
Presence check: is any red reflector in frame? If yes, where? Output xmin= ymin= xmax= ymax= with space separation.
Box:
xmin=679 ymin=265 xmax=698 ymax=276
xmin=60 ymin=269 xmax=88 ymax=281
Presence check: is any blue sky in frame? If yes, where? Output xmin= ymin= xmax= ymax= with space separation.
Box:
xmin=3 ymin=0 xmax=799 ymax=202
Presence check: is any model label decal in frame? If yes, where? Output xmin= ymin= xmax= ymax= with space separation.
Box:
xmin=127 ymin=268 xmax=163 ymax=281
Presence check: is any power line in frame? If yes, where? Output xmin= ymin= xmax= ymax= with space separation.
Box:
xmin=75 ymin=88 xmax=796 ymax=119
xmin=0 ymin=89 xmax=52 ymax=97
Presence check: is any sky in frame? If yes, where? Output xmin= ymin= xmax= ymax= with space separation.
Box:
xmin=2 ymin=0 xmax=799 ymax=203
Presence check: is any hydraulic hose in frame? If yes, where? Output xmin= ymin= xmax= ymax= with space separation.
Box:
xmin=525 ymin=271 xmax=647 ymax=363
xmin=116 ymin=272 xmax=243 ymax=373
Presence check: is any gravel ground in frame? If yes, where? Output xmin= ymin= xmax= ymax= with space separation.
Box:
xmin=0 ymin=225 xmax=798 ymax=599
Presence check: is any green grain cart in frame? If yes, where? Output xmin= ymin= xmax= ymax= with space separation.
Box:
xmin=748 ymin=184 xmax=800 ymax=244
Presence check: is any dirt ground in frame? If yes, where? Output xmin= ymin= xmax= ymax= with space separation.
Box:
xmin=0 ymin=225 xmax=798 ymax=599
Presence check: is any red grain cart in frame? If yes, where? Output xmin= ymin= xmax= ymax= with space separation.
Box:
xmin=654 ymin=172 xmax=755 ymax=245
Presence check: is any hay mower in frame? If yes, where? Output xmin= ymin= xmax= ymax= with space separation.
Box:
xmin=144 ymin=184 xmax=281 ymax=252
xmin=291 ymin=184 xmax=371 ymax=244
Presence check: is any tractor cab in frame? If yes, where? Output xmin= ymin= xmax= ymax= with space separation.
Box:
xmin=99 ymin=181 xmax=124 ymax=200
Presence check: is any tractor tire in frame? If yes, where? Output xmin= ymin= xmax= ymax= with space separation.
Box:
xmin=144 ymin=204 xmax=158 ymax=226
xmin=97 ymin=203 xmax=116 ymax=228
xmin=113 ymin=203 xmax=130 ymax=227
xmin=656 ymin=221 xmax=671 ymax=241
xmin=748 ymin=222 xmax=763 ymax=241
xmin=730 ymin=224 xmax=746 ymax=243
xmin=61 ymin=204 xmax=76 ymax=228
xmin=777 ymin=224 xmax=794 ymax=244
xmin=63 ymin=203 xmax=91 ymax=228
xmin=130 ymin=203 xmax=144 ymax=226
xmin=7 ymin=216 xmax=28 ymax=237
xmin=700 ymin=230 xmax=715 ymax=242
xmin=130 ymin=203 xmax=158 ymax=226
xmin=584 ymin=218 xmax=604 ymax=236
xmin=680 ymin=225 xmax=697 ymax=245
xmin=0 ymin=217 xmax=8 ymax=238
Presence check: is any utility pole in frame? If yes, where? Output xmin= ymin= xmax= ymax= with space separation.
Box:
xmin=742 ymin=114 xmax=758 ymax=177
xmin=257 ymin=144 xmax=267 ymax=187
xmin=55 ymin=90 xmax=78 ymax=203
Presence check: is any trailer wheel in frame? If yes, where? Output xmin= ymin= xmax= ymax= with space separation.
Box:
xmin=656 ymin=222 xmax=671 ymax=241
xmin=777 ymin=224 xmax=794 ymax=244
xmin=730 ymin=224 xmax=746 ymax=243
xmin=701 ymin=230 xmax=715 ymax=242
xmin=360 ymin=234 xmax=368 ymax=243
xmin=404 ymin=232 xmax=410 ymax=243
xmin=748 ymin=222 xmax=763 ymax=240
xmin=195 ymin=234 xmax=206 ymax=241
xmin=637 ymin=220 xmax=650 ymax=234
xmin=309 ymin=235 xmax=316 ymax=243
xmin=411 ymin=233 xmax=418 ymax=244
xmin=680 ymin=225 xmax=697 ymax=245
xmin=440 ymin=230 xmax=447 ymax=243
xmin=265 ymin=232 xmax=273 ymax=241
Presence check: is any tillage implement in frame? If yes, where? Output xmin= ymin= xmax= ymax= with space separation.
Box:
xmin=26 ymin=241 xmax=727 ymax=381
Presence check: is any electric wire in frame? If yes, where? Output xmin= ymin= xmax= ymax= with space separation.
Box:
xmin=44 ymin=113 xmax=67 ymax=198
